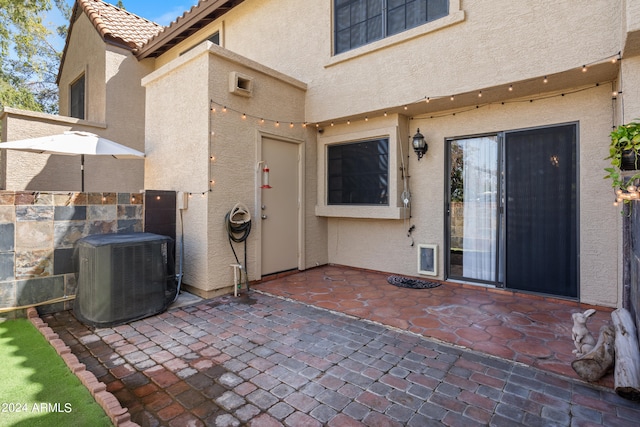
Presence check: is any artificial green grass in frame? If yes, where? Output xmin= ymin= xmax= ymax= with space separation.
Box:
xmin=0 ymin=319 xmax=112 ymax=427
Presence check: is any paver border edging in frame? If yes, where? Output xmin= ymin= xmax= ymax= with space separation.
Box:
xmin=26 ymin=307 xmax=139 ymax=427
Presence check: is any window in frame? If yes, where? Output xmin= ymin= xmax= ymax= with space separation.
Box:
xmin=70 ymin=74 xmax=85 ymax=120
xmin=180 ymin=31 xmax=220 ymax=56
xmin=209 ymin=31 xmax=220 ymax=45
xmin=334 ymin=0 xmax=448 ymax=54
xmin=327 ymin=138 xmax=389 ymax=205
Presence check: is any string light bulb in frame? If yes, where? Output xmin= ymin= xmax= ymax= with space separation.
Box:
xmin=222 ymin=106 xmax=227 ymax=112
xmin=543 ymin=76 xmax=548 ymax=83
xmin=582 ymin=65 xmax=587 ymax=72
xmin=478 ymin=91 xmax=482 ymax=98
xmin=508 ymin=85 xmax=513 ymax=92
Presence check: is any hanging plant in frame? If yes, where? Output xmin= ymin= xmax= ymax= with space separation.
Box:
xmin=604 ymin=120 xmax=640 ymax=194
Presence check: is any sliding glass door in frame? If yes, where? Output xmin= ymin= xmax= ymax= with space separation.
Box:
xmin=446 ymin=124 xmax=577 ymax=297
xmin=447 ymin=135 xmax=500 ymax=284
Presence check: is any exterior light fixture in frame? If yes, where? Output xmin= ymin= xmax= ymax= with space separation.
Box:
xmin=412 ymin=128 xmax=427 ymax=160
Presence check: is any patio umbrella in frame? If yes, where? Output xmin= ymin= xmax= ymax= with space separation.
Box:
xmin=0 ymin=131 xmax=145 ymax=191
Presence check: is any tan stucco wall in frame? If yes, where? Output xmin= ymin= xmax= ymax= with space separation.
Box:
xmin=141 ymin=0 xmax=638 ymax=307
xmin=0 ymin=108 xmax=106 ymax=191
xmin=3 ymin=11 xmax=151 ymax=193
xmin=156 ymin=0 xmax=623 ymax=123
xmin=323 ymin=84 xmax=619 ymax=306
xmin=58 ymin=13 xmax=106 ymax=122
xmin=144 ymin=43 xmax=326 ymax=296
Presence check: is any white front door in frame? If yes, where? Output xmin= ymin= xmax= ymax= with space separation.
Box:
xmin=260 ymin=137 xmax=300 ymax=276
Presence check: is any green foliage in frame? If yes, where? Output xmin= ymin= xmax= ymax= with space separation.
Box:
xmin=0 ymin=319 xmax=112 ymax=426
xmin=0 ymin=0 xmax=70 ymax=114
xmin=604 ymin=120 xmax=640 ymax=191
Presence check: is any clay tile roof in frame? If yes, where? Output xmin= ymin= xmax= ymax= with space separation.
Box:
xmin=77 ymin=0 xmax=163 ymax=50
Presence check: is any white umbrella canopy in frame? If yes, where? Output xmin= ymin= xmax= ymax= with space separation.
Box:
xmin=0 ymin=131 xmax=145 ymax=191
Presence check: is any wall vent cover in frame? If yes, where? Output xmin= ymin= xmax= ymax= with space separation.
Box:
xmin=229 ymin=71 xmax=253 ymax=97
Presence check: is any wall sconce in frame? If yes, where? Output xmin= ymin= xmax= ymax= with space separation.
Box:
xmin=412 ymin=128 xmax=427 ymax=161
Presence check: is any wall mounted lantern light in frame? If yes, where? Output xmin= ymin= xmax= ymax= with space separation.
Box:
xmin=412 ymin=128 xmax=427 ymax=161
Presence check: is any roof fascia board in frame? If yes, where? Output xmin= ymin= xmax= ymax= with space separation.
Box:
xmin=136 ymin=0 xmax=234 ymax=59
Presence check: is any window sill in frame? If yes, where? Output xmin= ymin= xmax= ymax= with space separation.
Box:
xmin=316 ymin=205 xmax=409 ymax=219
xmin=326 ymin=9 xmax=465 ymax=68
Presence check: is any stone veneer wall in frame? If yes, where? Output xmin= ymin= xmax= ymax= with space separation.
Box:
xmin=0 ymin=191 xmax=144 ymax=318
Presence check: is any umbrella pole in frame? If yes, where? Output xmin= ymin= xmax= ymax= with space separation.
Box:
xmin=81 ymin=154 xmax=85 ymax=192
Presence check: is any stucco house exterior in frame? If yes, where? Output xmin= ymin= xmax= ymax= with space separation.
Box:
xmin=3 ymin=0 xmax=640 ymax=309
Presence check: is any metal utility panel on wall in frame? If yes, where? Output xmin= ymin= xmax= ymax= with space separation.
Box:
xmin=144 ymin=190 xmax=177 ymax=240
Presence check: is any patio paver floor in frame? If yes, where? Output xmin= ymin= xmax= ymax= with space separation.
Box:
xmin=44 ymin=265 xmax=640 ymax=426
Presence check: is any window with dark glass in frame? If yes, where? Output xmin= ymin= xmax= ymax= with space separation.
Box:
xmin=334 ymin=0 xmax=449 ymax=54
xmin=70 ymin=74 xmax=85 ymax=120
xmin=327 ymin=138 xmax=389 ymax=205
xmin=208 ymin=31 xmax=220 ymax=45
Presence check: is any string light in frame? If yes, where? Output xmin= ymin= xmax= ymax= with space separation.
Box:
xmin=208 ymin=53 xmax=621 ymax=129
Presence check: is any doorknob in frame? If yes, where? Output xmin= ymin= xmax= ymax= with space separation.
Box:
xmin=261 ymin=214 xmax=268 ymax=220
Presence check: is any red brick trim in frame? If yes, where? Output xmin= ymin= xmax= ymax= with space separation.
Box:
xmin=26 ymin=307 xmax=139 ymax=427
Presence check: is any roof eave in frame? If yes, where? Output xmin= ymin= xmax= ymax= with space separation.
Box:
xmin=136 ymin=0 xmax=243 ymax=59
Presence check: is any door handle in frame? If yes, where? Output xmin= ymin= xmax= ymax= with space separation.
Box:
xmin=261 ymin=214 xmax=268 ymax=220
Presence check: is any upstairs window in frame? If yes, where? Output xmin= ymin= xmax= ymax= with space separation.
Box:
xmin=209 ymin=31 xmax=220 ymax=45
xmin=70 ymin=74 xmax=85 ymax=120
xmin=327 ymin=138 xmax=389 ymax=205
xmin=334 ymin=0 xmax=449 ymax=54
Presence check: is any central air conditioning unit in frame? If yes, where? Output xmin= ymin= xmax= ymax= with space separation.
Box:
xmin=74 ymin=233 xmax=176 ymax=328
